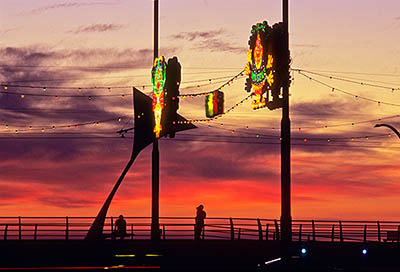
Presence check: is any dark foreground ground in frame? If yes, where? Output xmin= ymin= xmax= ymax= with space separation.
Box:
xmin=1 ymin=240 xmax=400 ymax=271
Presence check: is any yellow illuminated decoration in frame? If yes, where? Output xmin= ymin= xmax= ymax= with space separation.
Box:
xmin=244 ymin=21 xmax=276 ymax=110
xmin=151 ymin=56 xmax=167 ymax=138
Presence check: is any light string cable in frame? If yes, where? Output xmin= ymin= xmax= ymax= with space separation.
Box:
xmin=201 ymin=113 xmax=400 ymax=131
xmin=0 ymin=73 xmax=244 ymax=98
xmin=179 ymin=69 xmax=246 ymax=98
xmin=196 ymin=121 xmax=394 ymax=143
xmin=177 ymin=93 xmax=253 ymax=124
xmin=0 ymin=116 xmax=127 ymax=133
xmin=293 ymin=68 xmax=400 ymax=92
xmin=297 ymin=72 xmax=400 ymax=107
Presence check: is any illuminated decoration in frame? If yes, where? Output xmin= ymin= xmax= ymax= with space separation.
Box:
xmin=205 ymin=90 xmax=224 ymax=118
xmin=244 ymin=21 xmax=290 ymax=110
xmin=151 ymin=56 xmax=167 ymax=138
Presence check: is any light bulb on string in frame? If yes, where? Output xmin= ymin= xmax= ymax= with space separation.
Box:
xmin=142 ymin=86 xmax=145 ymax=90
xmin=378 ymin=101 xmax=381 ymax=106
xmin=54 ymin=96 xmax=58 ymax=101
xmin=331 ymin=88 xmax=335 ymax=92
xmin=303 ymin=138 xmax=307 ymax=142
xmin=4 ymin=85 xmax=8 ymax=90
xmin=78 ymin=88 xmax=82 ymax=93
xmin=5 ymin=125 xmax=8 ymax=129
xmin=108 ymin=88 xmax=111 ymax=92
xmin=43 ymin=87 xmax=46 ymax=92
xmin=118 ymin=117 xmax=122 ymax=122
xmin=88 ymin=96 xmax=92 ymax=100
xmin=121 ymin=95 xmax=125 ymax=99
xmin=41 ymin=128 xmax=45 ymax=133
xmin=29 ymin=126 xmax=32 ymax=130
xmin=52 ymin=126 xmax=55 ymax=129
xmin=15 ymin=130 xmax=18 ymax=134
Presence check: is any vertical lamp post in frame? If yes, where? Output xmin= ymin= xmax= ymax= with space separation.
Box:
xmin=151 ymin=0 xmax=160 ymax=241
xmin=281 ymin=0 xmax=292 ymax=261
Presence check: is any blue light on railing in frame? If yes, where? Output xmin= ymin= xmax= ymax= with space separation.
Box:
xmin=362 ymin=249 xmax=367 ymax=255
xmin=301 ymin=248 xmax=307 ymax=254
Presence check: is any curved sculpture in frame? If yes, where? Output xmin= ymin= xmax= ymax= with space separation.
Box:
xmin=374 ymin=124 xmax=400 ymax=139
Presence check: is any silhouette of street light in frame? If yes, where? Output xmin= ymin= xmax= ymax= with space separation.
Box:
xmin=374 ymin=123 xmax=400 ymax=139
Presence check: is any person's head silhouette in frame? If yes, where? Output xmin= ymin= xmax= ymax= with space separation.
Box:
xmin=119 ymin=214 xmax=124 ymax=219
xmin=197 ymin=204 xmax=204 ymax=210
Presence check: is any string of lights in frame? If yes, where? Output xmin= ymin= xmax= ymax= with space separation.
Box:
xmin=0 ymin=73 xmax=241 ymax=90
xmin=290 ymin=68 xmax=400 ymax=77
xmin=177 ymin=93 xmax=253 ymax=124
xmin=298 ymin=73 xmax=400 ymax=107
xmin=2 ymin=133 xmax=400 ymax=149
xmin=293 ymin=69 xmax=400 ymax=87
xmin=178 ymin=70 xmax=245 ymax=99
xmin=0 ymin=116 xmax=126 ymax=133
xmin=294 ymin=69 xmax=400 ymax=92
xmin=191 ymin=111 xmax=400 ymax=131
xmin=198 ymin=122 xmax=394 ymax=142
xmin=0 ymin=72 xmax=244 ymax=99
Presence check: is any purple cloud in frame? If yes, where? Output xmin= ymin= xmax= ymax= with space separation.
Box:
xmin=71 ymin=24 xmax=126 ymax=34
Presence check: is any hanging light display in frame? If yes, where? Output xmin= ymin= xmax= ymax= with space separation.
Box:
xmin=151 ymin=56 xmax=167 ymax=138
xmin=244 ymin=21 xmax=290 ymax=110
xmin=205 ymin=90 xmax=224 ymax=118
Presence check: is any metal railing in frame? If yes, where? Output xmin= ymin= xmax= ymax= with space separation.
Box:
xmin=1 ymin=216 xmax=400 ymax=242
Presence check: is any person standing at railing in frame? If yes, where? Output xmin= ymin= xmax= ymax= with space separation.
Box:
xmin=114 ymin=214 xmax=127 ymax=240
xmin=195 ymin=205 xmax=206 ymax=240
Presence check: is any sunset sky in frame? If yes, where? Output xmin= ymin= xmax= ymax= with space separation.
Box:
xmin=1 ymin=0 xmax=400 ymax=221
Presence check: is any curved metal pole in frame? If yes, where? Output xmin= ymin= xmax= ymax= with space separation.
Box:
xmin=85 ymin=88 xmax=138 ymax=241
xmin=374 ymin=124 xmax=400 ymax=139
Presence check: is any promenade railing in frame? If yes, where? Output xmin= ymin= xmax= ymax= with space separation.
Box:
xmin=0 ymin=217 xmax=399 ymax=242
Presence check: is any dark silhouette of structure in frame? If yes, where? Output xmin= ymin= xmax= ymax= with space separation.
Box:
xmin=113 ymin=215 xmax=127 ymax=240
xmin=374 ymin=124 xmax=400 ymax=139
xmin=85 ymin=88 xmax=196 ymax=241
xmin=195 ymin=205 xmax=206 ymax=240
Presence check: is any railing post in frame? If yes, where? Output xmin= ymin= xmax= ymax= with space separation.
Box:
xmin=4 ymin=224 xmax=8 ymax=240
xmin=202 ymin=225 xmax=205 ymax=240
xmin=18 ymin=216 xmax=21 ymax=240
xmin=377 ymin=221 xmax=381 ymax=242
xmin=299 ymin=224 xmax=302 ymax=242
xmin=339 ymin=221 xmax=343 ymax=242
xmin=131 ymin=224 xmax=134 ymax=240
xmin=274 ymin=219 xmax=280 ymax=241
xmin=331 ymin=224 xmax=334 ymax=242
xmin=162 ymin=224 xmax=165 ymax=240
xmin=265 ymin=224 xmax=269 ymax=241
xmin=229 ymin=218 xmax=234 ymax=240
xmin=238 ymin=228 xmax=241 ymax=240
xmin=34 ymin=224 xmax=38 ymax=240
xmin=364 ymin=224 xmax=367 ymax=243
xmin=66 ymin=216 xmax=69 ymax=240
xmin=312 ymin=220 xmax=316 ymax=241
xmin=397 ymin=225 xmax=400 ymax=243
xmin=110 ymin=216 xmax=114 ymax=239
xmin=257 ymin=218 xmax=263 ymax=241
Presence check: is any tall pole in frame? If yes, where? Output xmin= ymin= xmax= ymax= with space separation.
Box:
xmin=281 ymin=0 xmax=292 ymax=261
xmin=151 ymin=0 xmax=160 ymax=241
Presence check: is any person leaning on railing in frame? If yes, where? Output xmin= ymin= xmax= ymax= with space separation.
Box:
xmin=113 ymin=214 xmax=127 ymax=240
xmin=195 ymin=205 xmax=206 ymax=240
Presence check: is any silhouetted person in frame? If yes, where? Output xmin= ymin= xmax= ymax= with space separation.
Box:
xmin=114 ymin=214 xmax=127 ymax=240
xmin=195 ymin=205 xmax=206 ymax=240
